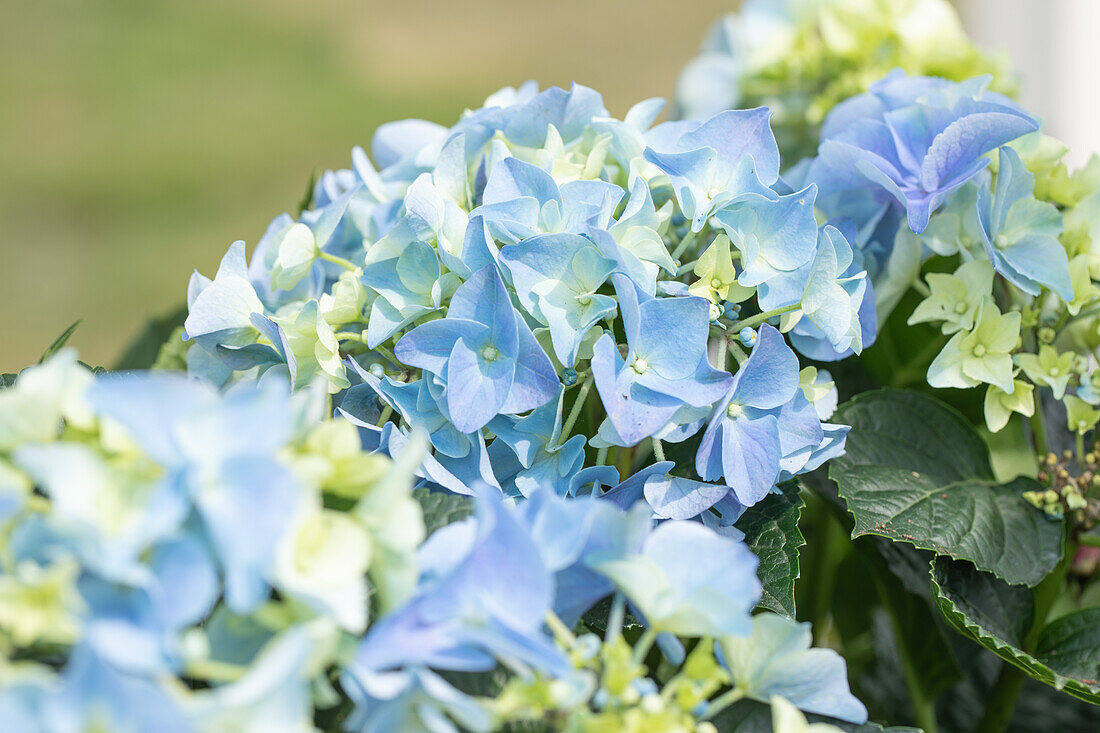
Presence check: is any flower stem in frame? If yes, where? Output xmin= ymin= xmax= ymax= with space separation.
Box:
xmin=730 ymin=303 xmax=800 ymax=332
xmin=545 ymin=610 xmax=576 ymax=647
xmin=596 ymin=445 xmax=609 ymax=467
xmin=631 ymin=627 xmax=658 ymax=666
xmin=376 ymin=405 xmax=393 ymax=427
xmin=606 ymin=592 xmax=625 ymax=643
xmin=702 ymin=688 xmax=745 ymax=721
xmin=560 ymin=374 xmax=594 ymax=440
xmin=318 ymin=250 xmax=358 ymax=271
xmin=651 ymin=438 xmax=666 ymax=462
xmin=676 ymin=258 xmax=700 ymax=276
xmin=975 ymin=664 xmax=1025 ymax=733
xmin=1029 ymin=395 xmax=1049 ymax=457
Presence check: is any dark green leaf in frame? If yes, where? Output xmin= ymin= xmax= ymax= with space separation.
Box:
xmin=412 ymin=487 xmax=473 ymax=537
xmin=113 ymin=304 xmax=188 ymax=370
xmin=735 ymin=480 xmax=804 ymax=616
xmin=39 ymin=320 xmax=82 ymax=363
xmin=830 ymin=389 xmax=1063 ymax=586
xmin=932 ymin=557 xmax=1100 ymax=704
xmin=0 ymin=373 xmax=17 ymax=388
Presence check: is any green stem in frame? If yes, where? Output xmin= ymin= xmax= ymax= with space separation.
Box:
xmin=318 ymin=250 xmax=358 ymax=271
xmin=631 ymin=627 xmax=657 ymax=666
xmin=701 ymin=688 xmax=745 ymax=721
xmin=651 ymin=438 xmax=666 ymax=462
xmin=544 ymin=610 xmax=576 ymax=647
xmin=727 ymin=339 xmax=748 ymax=367
xmin=671 ymin=225 xmax=705 ymax=261
xmin=869 ymin=559 xmax=939 ymax=733
xmin=560 ymin=374 xmax=593 ymax=440
xmin=185 ymin=658 xmax=247 ymax=683
xmin=977 ymin=532 xmax=1076 ymax=733
xmin=1077 ymin=431 xmax=1086 ymax=467
xmin=596 ymin=445 xmax=609 ymax=467
xmin=716 ymin=335 xmax=729 ymax=371
xmin=974 ymin=664 xmax=1026 ymax=733
xmin=1029 ymin=397 xmax=1049 ymax=458
xmin=376 ymin=405 xmax=393 ymax=427
xmin=606 ymin=592 xmax=625 ymax=643
xmin=730 ymin=303 xmax=800 ymax=332
xmin=676 ymin=258 xmax=700 ymax=276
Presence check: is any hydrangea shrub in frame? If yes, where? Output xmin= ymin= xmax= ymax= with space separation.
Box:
xmin=3 ymin=1 xmax=1100 ymax=731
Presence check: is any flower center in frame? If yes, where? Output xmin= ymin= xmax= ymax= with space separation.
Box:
xmin=1050 ymin=367 xmax=1060 ymax=376
xmin=632 ymin=357 xmax=649 ymax=374
xmin=954 ymin=302 xmax=968 ymax=315
xmin=577 ymin=294 xmax=592 ymax=305
xmin=710 ymin=277 xmax=723 ymax=289
xmin=481 ymin=345 xmax=500 ymax=362
xmin=726 ymin=402 xmax=744 ymax=419
xmin=972 ymin=344 xmax=987 ymax=358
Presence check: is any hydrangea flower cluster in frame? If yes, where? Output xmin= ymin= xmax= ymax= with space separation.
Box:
xmin=179 ymin=82 xmax=862 ymax=525
xmin=0 ymin=351 xmax=424 ymax=730
xmin=800 ymin=69 xmax=1100 ymax=453
xmin=0 ymin=352 xmax=867 ymax=731
xmin=677 ymin=0 xmax=1012 ymax=163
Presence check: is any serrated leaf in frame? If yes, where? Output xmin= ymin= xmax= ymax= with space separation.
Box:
xmin=735 ymin=480 xmax=804 ymax=616
xmin=412 ymin=487 xmax=474 ymax=537
xmin=39 ymin=320 xmax=81 ymax=363
xmin=932 ymin=557 xmax=1100 ymax=704
xmin=712 ymin=698 xmax=919 ymax=732
xmin=830 ymin=389 xmax=1062 ymax=586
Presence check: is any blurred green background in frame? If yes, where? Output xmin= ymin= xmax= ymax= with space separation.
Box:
xmin=0 ymin=0 xmax=734 ymax=371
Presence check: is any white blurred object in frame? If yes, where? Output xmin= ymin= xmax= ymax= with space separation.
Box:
xmin=958 ymin=0 xmax=1100 ymax=167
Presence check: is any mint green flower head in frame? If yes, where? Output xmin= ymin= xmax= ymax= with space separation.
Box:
xmin=927 ymin=300 xmax=1021 ymax=393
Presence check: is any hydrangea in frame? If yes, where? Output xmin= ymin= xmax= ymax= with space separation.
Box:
xmin=178 ymin=82 xmax=853 ymax=522
xmin=676 ymin=0 xmax=1012 ymax=162
xmin=0 ymin=351 xmax=424 ymax=731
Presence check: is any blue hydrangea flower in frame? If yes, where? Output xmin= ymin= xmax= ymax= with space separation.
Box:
xmin=592 ymin=276 xmax=732 ymax=445
xmin=344 ymin=487 xmax=567 ymax=679
xmin=85 ymin=373 xmax=303 ymax=613
xmin=500 ymin=233 xmax=619 ymax=366
xmin=695 ymin=325 xmax=823 ymax=506
xmin=486 ymin=389 xmax=588 ymax=498
xmin=644 ymin=108 xmax=781 ymax=231
xmin=717 ymin=612 xmax=868 ymax=724
xmin=977 ymin=146 xmax=1073 ymax=299
xmin=395 ymin=265 xmax=559 ymax=433
xmin=594 ymin=520 xmax=760 ymax=637
xmin=810 ymin=70 xmax=1038 ymax=233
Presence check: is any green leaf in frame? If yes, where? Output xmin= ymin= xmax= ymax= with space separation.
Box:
xmin=113 ymin=305 xmax=188 ymax=370
xmin=0 ymin=373 xmax=16 ymax=388
xmin=712 ymin=698 xmax=919 ymax=732
xmin=297 ymin=169 xmax=317 ymax=217
xmin=830 ymin=389 xmax=1062 ymax=586
xmin=735 ymin=480 xmax=804 ymax=616
xmin=932 ymin=557 xmax=1100 ymax=704
xmin=39 ymin=320 xmax=82 ymax=363
xmin=412 ymin=487 xmax=473 ymax=537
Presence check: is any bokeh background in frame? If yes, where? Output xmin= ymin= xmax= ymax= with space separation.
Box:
xmin=2 ymin=0 xmax=1097 ymax=370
